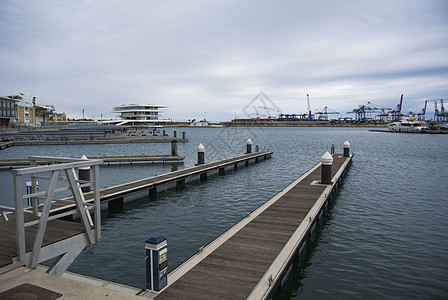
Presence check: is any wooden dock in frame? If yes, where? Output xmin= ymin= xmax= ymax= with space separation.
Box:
xmin=0 ymin=214 xmax=86 ymax=270
xmin=12 ymin=136 xmax=187 ymax=146
xmin=0 ymin=155 xmax=184 ymax=169
xmin=0 ymin=141 xmax=14 ymax=150
xmin=46 ymin=151 xmax=273 ymax=218
xmin=150 ymin=153 xmax=353 ymax=300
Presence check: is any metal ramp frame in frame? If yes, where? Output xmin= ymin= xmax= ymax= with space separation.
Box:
xmin=1 ymin=156 xmax=103 ymax=276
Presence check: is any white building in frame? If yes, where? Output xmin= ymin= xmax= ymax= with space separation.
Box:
xmin=109 ymin=104 xmax=171 ymax=126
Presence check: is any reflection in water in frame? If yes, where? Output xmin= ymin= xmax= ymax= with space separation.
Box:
xmin=1 ymin=127 xmax=447 ymax=298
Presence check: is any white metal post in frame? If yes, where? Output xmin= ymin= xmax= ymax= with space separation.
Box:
xmin=93 ymin=165 xmax=101 ymax=240
xmin=13 ymin=174 xmax=26 ymax=264
xmin=30 ymin=160 xmax=39 ymax=216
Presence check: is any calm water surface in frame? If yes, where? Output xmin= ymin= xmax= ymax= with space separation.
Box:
xmin=0 ymin=127 xmax=447 ymax=299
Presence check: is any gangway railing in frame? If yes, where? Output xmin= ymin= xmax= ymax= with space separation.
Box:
xmin=8 ymin=156 xmax=103 ymax=273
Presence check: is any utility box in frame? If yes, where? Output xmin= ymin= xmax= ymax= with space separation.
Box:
xmin=145 ymin=235 xmax=168 ymax=292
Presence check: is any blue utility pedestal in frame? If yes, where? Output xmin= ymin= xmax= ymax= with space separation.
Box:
xmin=145 ymin=235 xmax=168 ymax=292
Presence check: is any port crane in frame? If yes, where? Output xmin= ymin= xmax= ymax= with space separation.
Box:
xmin=416 ymin=100 xmax=427 ymax=121
xmin=315 ymin=107 xmax=340 ymax=120
xmin=306 ymin=94 xmax=314 ymax=121
xmin=389 ymin=94 xmax=404 ymax=121
xmin=434 ymin=99 xmax=447 ymax=122
xmin=347 ymin=102 xmax=384 ymax=121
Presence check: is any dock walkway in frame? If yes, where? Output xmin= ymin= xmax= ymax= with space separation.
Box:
xmin=48 ymin=151 xmax=272 ymax=217
xmin=0 ymin=141 xmax=14 ymax=150
xmin=0 ymin=155 xmax=184 ymax=169
xmin=152 ymin=153 xmax=352 ymax=300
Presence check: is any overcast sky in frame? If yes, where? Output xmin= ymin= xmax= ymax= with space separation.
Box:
xmin=1 ymin=0 xmax=447 ymax=121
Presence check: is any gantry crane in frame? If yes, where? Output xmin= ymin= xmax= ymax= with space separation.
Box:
xmin=434 ymin=99 xmax=447 ymax=122
xmin=347 ymin=101 xmax=384 ymax=121
xmin=416 ymin=100 xmax=427 ymax=121
xmin=389 ymin=94 xmax=404 ymax=121
xmin=315 ymin=106 xmax=340 ymax=120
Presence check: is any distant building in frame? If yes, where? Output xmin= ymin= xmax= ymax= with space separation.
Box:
xmin=0 ymin=95 xmax=19 ymax=126
xmin=17 ymin=100 xmax=35 ymax=126
xmin=1 ymin=94 xmax=66 ymax=127
xmin=35 ymin=104 xmax=55 ymax=124
xmin=109 ymin=104 xmax=171 ymax=126
xmin=52 ymin=112 xmax=67 ymax=122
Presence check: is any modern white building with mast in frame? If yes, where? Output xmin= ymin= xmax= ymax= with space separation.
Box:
xmin=108 ymin=104 xmax=171 ymax=126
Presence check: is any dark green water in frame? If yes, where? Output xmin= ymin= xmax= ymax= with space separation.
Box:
xmin=0 ymin=127 xmax=447 ymax=298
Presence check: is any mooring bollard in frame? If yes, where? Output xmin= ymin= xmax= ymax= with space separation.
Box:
xmin=145 ymin=235 xmax=168 ymax=292
xmin=320 ymin=152 xmax=333 ymax=184
xmin=197 ymin=143 xmax=205 ymax=165
xmin=171 ymin=140 xmax=178 ymax=156
xmin=173 ymin=130 xmax=177 ymax=138
xmin=78 ymin=155 xmax=91 ymax=193
xmin=246 ymin=138 xmax=252 ymax=154
xmin=255 ymin=145 xmax=259 ymax=152
xmin=331 ymin=144 xmax=335 ymax=155
xmin=343 ymin=140 xmax=350 ymax=157
xmin=182 ymin=131 xmax=186 ymax=139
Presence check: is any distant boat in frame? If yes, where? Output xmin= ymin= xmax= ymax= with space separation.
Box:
xmin=387 ymin=116 xmax=428 ymax=132
xmin=189 ymin=121 xmax=224 ymax=127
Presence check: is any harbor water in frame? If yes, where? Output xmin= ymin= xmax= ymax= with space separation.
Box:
xmin=0 ymin=127 xmax=447 ymax=299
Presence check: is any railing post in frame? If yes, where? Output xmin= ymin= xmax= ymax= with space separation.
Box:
xmin=93 ymin=165 xmax=101 ymax=240
xmin=30 ymin=160 xmax=39 ymax=216
xmin=13 ymin=173 xmax=26 ymax=264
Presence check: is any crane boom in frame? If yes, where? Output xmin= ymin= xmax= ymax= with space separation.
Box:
xmin=307 ymin=94 xmax=312 ymax=120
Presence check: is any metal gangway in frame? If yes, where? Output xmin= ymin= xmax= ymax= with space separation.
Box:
xmin=0 ymin=156 xmax=103 ymax=276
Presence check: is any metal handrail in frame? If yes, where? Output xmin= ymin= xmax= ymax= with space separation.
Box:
xmin=12 ymin=156 xmax=103 ymax=268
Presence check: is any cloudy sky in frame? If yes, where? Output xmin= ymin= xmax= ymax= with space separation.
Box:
xmin=1 ymin=0 xmax=447 ymax=121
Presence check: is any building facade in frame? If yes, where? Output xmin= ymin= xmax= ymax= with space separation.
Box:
xmin=1 ymin=94 xmax=67 ymax=127
xmin=0 ymin=96 xmax=19 ymax=126
xmin=17 ymin=101 xmax=35 ymax=125
xmin=110 ymin=104 xmax=170 ymax=126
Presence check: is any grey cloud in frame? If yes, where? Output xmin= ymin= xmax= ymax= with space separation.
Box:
xmin=0 ymin=0 xmax=447 ymax=121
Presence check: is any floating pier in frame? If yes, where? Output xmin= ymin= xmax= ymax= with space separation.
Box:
xmin=43 ymin=151 xmax=273 ymax=219
xmin=11 ymin=136 xmax=187 ymax=146
xmin=147 ymin=147 xmax=353 ymax=299
xmin=0 ymin=143 xmax=353 ymax=299
xmin=0 ymin=155 xmax=184 ymax=169
xmin=0 ymin=141 xmax=14 ymax=150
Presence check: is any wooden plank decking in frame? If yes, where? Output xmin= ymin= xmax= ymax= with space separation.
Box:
xmin=153 ymin=154 xmax=351 ymax=300
xmin=0 ymin=214 xmax=86 ymax=268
